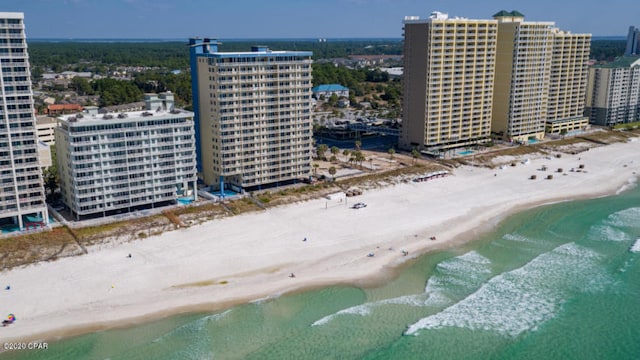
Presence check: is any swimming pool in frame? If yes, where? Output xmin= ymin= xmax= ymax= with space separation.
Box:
xmin=177 ymin=197 xmax=194 ymax=205
xmin=458 ymin=150 xmax=474 ymax=155
xmin=1 ymin=224 xmax=20 ymax=234
xmin=209 ymin=189 xmax=239 ymax=198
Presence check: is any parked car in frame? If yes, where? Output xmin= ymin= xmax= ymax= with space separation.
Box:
xmin=352 ymin=202 xmax=367 ymax=209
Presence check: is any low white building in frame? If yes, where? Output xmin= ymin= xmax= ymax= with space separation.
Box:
xmin=312 ymin=84 xmax=349 ymax=99
xmin=55 ymin=93 xmax=198 ymax=220
xmin=36 ymin=115 xmax=59 ymax=145
xmin=37 ymin=141 xmax=52 ymax=169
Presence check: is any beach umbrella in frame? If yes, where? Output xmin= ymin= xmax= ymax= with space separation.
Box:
xmin=7 ymin=314 xmax=15 ymax=322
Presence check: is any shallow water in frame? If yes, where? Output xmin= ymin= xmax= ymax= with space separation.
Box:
xmin=3 ymin=187 xmax=640 ymax=360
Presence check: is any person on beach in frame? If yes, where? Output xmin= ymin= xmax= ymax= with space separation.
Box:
xmin=289 ymin=273 xmax=295 ymax=278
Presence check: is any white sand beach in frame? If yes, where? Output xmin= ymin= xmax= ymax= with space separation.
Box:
xmin=1 ymin=138 xmax=639 ymax=343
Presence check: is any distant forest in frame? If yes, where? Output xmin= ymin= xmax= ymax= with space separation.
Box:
xmin=27 ymin=40 xmax=404 ymax=72
xmin=28 ymin=39 xmax=627 ymax=110
xmin=28 ymin=39 xmax=626 ymax=72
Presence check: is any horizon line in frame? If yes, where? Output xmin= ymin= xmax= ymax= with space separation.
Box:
xmin=27 ymin=35 xmax=627 ymax=42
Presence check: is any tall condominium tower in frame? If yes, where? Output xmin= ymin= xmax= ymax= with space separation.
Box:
xmin=401 ymin=10 xmax=591 ymax=147
xmin=545 ymin=28 xmax=592 ymax=135
xmin=585 ymin=56 xmax=640 ymax=126
xmin=491 ymin=11 xmax=554 ymax=143
xmin=0 ymin=12 xmax=48 ymax=231
xmin=189 ymin=39 xmax=313 ymax=192
xmin=625 ymin=26 xmax=640 ymax=56
xmin=400 ymin=11 xmax=498 ymax=152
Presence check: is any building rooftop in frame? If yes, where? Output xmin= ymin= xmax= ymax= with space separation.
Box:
xmin=47 ymin=104 xmax=83 ymax=111
xmin=36 ymin=115 xmax=58 ymax=125
xmin=312 ymin=84 xmax=349 ymax=92
xmin=493 ymin=10 xmax=525 ymax=18
xmin=593 ymin=56 xmax=640 ymax=68
xmin=204 ymin=49 xmax=313 ymax=58
xmin=190 ymin=39 xmax=312 ymax=58
xmin=58 ymin=107 xmax=194 ymax=126
xmin=101 ymin=101 xmax=146 ymax=113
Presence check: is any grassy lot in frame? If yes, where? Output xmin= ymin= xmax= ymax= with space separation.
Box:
xmin=0 ymin=227 xmax=81 ymax=270
xmin=71 ymin=214 xmax=174 ymax=246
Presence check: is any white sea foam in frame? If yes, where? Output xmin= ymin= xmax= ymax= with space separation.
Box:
xmin=311 ymin=304 xmax=372 ymax=326
xmin=586 ymin=225 xmax=632 ymax=242
xmin=426 ymin=251 xmax=493 ymax=296
xmin=502 ymin=233 xmax=533 ymax=243
xmin=152 ymin=310 xmax=231 ymax=343
xmin=312 ymin=252 xmax=493 ymax=327
xmin=604 ymin=207 xmax=640 ymax=228
xmin=379 ymin=294 xmax=429 ymax=307
xmin=630 ymin=238 xmax=640 ymax=253
xmin=250 ymin=293 xmax=282 ymax=304
xmin=405 ymin=243 xmax=610 ymax=337
xmin=586 ymin=207 xmax=640 ymax=242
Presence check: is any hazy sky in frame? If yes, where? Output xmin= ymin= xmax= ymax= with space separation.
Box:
xmin=3 ymin=0 xmax=636 ymax=39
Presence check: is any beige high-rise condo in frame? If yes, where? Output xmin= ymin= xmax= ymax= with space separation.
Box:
xmin=492 ymin=11 xmax=591 ymax=142
xmin=401 ymin=10 xmax=591 ymax=151
xmin=401 ymin=11 xmax=498 ymax=152
xmin=491 ymin=11 xmax=554 ymax=143
xmin=190 ymin=39 xmax=313 ymax=194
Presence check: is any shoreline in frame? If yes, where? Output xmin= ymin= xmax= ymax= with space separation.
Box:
xmin=1 ymin=138 xmax=639 ymax=345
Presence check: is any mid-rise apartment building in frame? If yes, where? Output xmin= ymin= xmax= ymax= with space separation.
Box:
xmin=189 ymin=39 xmax=313 ymax=192
xmin=400 ymin=12 xmax=497 ymax=151
xmin=55 ymin=93 xmax=197 ymax=220
xmin=0 ymin=12 xmax=48 ymax=231
xmin=585 ymin=56 xmax=640 ymax=126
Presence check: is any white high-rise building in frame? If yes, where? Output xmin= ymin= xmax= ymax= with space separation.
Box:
xmin=0 ymin=12 xmax=48 ymax=231
xmin=586 ymin=56 xmax=640 ymax=126
xmin=55 ymin=93 xmax=197 ymax=220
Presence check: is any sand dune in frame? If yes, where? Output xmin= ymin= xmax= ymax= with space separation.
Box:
xmin=1 ymin=138 xmax=639 ymax=343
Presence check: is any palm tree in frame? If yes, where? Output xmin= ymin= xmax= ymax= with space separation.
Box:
xmin=328 ymin=166 xmax=337 ymax=182
xmin=316 ymin=144 xmax=329 ymax=160
xmin=354 ymin=150 xmax=366 ymax=169
xmin=411 ymin=148 xmax=420 ymax=165
xmin=313 ymin=163 xmax=319 ymax=176
xmin=342 ymin=149 xmax=350 ymax=162
xmin=330 ymin=146 xmax=340 ymax=157
xmin=354 ymin=140 xmax=362 ymax=152
xmin=388 ymin=147 xmax=395 ymax=160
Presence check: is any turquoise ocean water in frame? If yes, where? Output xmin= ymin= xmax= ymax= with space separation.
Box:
xmin=3 ymin=186 xmax=640 ymax=360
